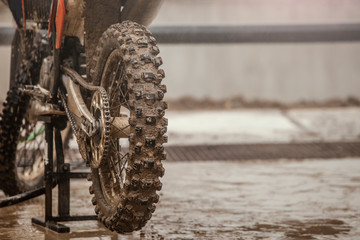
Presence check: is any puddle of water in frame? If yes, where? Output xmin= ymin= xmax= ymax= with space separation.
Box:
xmin=0 ymin=158 xmax=359 ymax=239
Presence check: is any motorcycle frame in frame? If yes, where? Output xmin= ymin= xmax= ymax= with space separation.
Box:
xmin=9 ymin=0 xmax=164 ymax=141
xmin=9 ymin=0 xmax=164 ymax=89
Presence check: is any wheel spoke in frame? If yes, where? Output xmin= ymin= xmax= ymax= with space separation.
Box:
xmin=109 ymin=139 xmax=128 ymax=185
xmin=119 ymin=88 xmax=129 ymax=108
xmin=109 ymin=65 xmax=125 ymax=102
xmin=17 ymin=121 xmax=45 ymax=178
xmin=116 ymin=66 xmax=131 ymax=109
xmin=119 ymin=152 xmax=128 ymax=176
xmin=110 ymin=103 xmax=122 ymax=112
xmin=108 ymin=62 xmax=121 ymax=100
xmin=109 ymin=152 xmax=122 ymax=187
xmin=109 ymin=140 xmax=122 ymax=174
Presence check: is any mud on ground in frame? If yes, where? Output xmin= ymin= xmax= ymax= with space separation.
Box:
xmin=0 ymin=158 xmax=359 ymax=239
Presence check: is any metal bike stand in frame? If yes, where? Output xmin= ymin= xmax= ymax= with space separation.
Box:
xmin=31 ymin=115 xmax=97 ymax=233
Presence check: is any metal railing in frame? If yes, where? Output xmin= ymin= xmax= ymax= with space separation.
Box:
xmin=1 ymin=23 xmax=360 ymax=45
xmin=151 ymin=23 xmax=360 ymax=44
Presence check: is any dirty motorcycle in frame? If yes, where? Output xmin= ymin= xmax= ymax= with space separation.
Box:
xmin=0 ymin=0 xmax=167 ymax=233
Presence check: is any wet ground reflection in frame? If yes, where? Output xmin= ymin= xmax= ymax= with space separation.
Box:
xmin=0 ymin=158 xmax=359 ymax=239
xmin=242 ymin=219 xmax=351 ymax=239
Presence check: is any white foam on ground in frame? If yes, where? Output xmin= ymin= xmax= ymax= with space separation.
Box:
xmin=166 ymin=107 xmax=360 ymax=145
xmin=166 ymin=109 xmax=302 ymax=145
xmin=288 ymin=107 xmax=360 ymax=142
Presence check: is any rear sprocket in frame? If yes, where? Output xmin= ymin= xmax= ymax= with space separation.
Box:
xmin=89 ymin=87 xmax=111 ymax=168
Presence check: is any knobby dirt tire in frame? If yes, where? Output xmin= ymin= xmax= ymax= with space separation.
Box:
xmin=0 ymin=45 xmax=44 ymax=196
xmin=87 ymin=21 xmax=167 ymax=233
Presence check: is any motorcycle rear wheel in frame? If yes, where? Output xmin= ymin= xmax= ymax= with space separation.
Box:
xmin=88 ymin=21 xmax=167 ymax=233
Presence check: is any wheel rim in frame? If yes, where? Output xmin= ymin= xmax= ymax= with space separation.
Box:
xmin=95 ymin=49 xmax=131 ymax=206
xmin=16 ymin=105 xmax=45 ymax=183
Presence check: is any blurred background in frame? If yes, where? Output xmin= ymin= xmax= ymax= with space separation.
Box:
xmin=153 ymin=0 xmax=360 ymax=105
xmin=1 ymin=0 xmax=360 ymax=104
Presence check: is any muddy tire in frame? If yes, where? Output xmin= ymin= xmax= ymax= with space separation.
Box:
xmin=0 ymin=46 xmax=46 ymax=196
xmin=0 ymin=39 xmax=72 ymax=196
xmin=88 ymin=21 xmax=167 ymax=233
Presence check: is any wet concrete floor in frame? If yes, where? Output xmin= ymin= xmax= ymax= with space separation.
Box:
xmin=0 ymin=158 xmax=359 ymax=239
